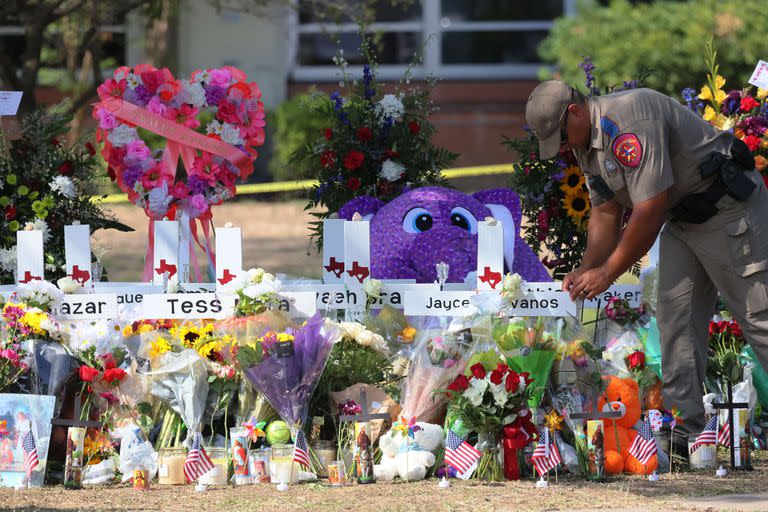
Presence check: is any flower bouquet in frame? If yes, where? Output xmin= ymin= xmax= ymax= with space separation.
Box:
xmin=235 ymin=313 xmax=340 ymax=476
xmin=217 ymin=268 xmax=282 ymax=317
xmin=291 ymin=32 xmax=456 ymax=246
xmin=443 ymin=362 xmax=533 ymax=481
xmin=400 ymin=318 xmax=479 ymax=425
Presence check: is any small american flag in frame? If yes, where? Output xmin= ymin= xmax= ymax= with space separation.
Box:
xmin=531 ymin=430 xmax=561 ymax=476
xmin=444 ymin=429 xmax=481 ymax=479
xmin=689 ymin=416 xmax=718 ymax=454
xmin=718 ymin=419 xmax=731 ymax=447
xmin=628 ymin=418 xmax=656 ymax=465
xmin=184 ymin=432 xmax=215 ymax=483
xmin=22 ymin=430 xmax=39 ymax=480
xmin=292 ymin=429 xmax=311 ymax=468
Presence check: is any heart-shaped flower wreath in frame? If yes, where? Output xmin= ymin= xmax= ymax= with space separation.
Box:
xmin=93 ymin=64 xmax=265 ymax=221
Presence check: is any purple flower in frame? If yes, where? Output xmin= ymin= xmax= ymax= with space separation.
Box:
xmin=187 ymin=175 xmax=209 ymax=195
xmin=363 ymin=64 xmax=375 ymax=100
xmin=682 ymin=87 xmax=703 ymax=113
xmin=622 ymin=80 xmax=639 ymax=90
xmin=579 ymin=56 xmax=599 ymax=97
xmin=722 ymin=90 xmax=742 ymax=115
xmin=739 ymin=115 xmax=768 ymax=136
xmin=205 ymin=84 xmax=226 ymax=106
xmin=123 ymin=166 xmax=144 ymax=189
xmin=135 ymin=85 xmax=153 ymax=105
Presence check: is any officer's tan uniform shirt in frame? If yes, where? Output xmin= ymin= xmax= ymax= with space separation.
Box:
xmin=573 ymin=88 xmax=734 ymax=211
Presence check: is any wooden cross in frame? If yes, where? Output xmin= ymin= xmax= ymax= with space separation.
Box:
xmin=713 ymin=382 xmax=749 ymax=471
xmin=339 ymin=386 xmax=389 ymax=423
xmin=51 ymin=394 xmax=102 ymax=429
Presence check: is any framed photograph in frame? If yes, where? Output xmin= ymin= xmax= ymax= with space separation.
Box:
xmin=0 ymin=394 xmax=56 ymax=487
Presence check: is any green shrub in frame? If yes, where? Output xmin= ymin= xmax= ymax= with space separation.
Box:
xmin=539 ymin=0 xmax=768 ymax=98
xmin=268 ymin=90 xmax=328 ymax=181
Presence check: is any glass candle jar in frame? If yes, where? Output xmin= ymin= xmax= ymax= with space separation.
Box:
xmin=270 ymin=443 xmax=300 ymax=484
xmin=688 ymin=435 xmax=716 ymax=469
xmin=158 ymin=447 xmax=188 ymax=485
xmin=249 ymin=448 xmax=272 ymax=483
xmin=312 ymin=440 xmax=336 ymax=478
xmin=230 ymin=428 xmax=252 ymax=485
xmin=198 ymin=447 xmax=229 ymax=486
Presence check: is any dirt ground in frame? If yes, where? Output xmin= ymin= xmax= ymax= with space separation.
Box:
xmin=1 ymin=463 xmax=766 ymax=512
xmin=95 ymin=200 xmax=323 ymax=283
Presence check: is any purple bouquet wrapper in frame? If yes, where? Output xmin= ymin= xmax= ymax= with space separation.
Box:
xmin=242 ymin=313 xmax=338 ymax=427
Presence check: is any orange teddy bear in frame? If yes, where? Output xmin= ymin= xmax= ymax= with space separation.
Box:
xmin=597 ymin=376 xmax=659 ymax=474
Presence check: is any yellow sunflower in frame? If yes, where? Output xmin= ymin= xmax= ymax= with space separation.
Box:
xmin=170 ymin=323 xmax=205 ymax=348
xmin=559 ymin=166 xmax=585 ymax=195
xmin=563 ymin=189 xmax=591 ymax=227
xmin=149 ymin=337 xmax=172 ymax=358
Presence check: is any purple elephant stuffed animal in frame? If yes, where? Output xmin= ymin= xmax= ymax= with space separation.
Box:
xmin=338 ymin=187 xmax=551 ymax=283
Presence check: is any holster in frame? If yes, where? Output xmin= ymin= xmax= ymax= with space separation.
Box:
xmin=670 ymin=139 xmax=756 ymax=224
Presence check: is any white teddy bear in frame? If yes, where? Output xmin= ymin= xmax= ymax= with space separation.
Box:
xmin=374 ymin=422 xmax=444 ymax=481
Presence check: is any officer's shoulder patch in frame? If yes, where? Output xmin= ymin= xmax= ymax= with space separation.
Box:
xmin=612 ymin=133 xmax=643 ymax=168
xmin=600 ymin=116 xmax=620 ymax=140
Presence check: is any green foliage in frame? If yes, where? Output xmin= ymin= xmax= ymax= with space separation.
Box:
xmin=268 ymin=92 xmax=329 ymax=181
xmin=0 ymin=110 xmax=132 ymax=284
xmin=539 ymin=0 xmax=768 ymax=98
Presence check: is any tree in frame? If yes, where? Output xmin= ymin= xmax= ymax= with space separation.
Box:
xmin=538 ymin=0 xmax=768 ymax=99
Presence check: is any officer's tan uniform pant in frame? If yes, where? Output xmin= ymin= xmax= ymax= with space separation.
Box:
xmin=658 ymin=170 xmax=768 ymax=435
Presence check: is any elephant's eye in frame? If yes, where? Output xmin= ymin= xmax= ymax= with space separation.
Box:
xmin=450 ymin=207 xmax=478 ymax=234
xmin=403 ymin=207 xmax=433 ymax=233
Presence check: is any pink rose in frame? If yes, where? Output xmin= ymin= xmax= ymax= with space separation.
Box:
xmin=140 ymin=70 xmax=165 ymax=93
xmin=146 ymin=97 xmax=167 ymax=116
xmin=185 ymin=193 xmax=208 ymax=217
xmin=216 ymin=100 xmax=239 ymax=124
xmin=210 ymin=68 xmax=232 ymax=87
xmin=96 ymin=108 xmax=117 ymax=129
xmin=125 ymin=140 xmax=152 ymax=163
xmin=170 ymin=181 xmax=190 ymax=199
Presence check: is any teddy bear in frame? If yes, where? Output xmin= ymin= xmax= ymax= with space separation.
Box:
xmin=597 ymin=375 xmax=658 ymax=474
xmin=373 ymin=422 xmax=444 ymax=481
xmin=338 ymin=187 xmax=552 ymax=283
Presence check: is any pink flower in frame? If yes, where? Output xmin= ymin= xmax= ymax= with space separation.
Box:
xmin=237 ymin=100 xmax=266 ymax=139
xmin=186 ymin=193 xmax=208 ymax=217
xmin=96 ymin=108 xmax=117 ymax=129
xmin=0 ymin=349 xmax=20 ymax=366
xmin=141 ymin=164 xmax=174 ymax=189
xmin=125 ymin=140 xmax=152 ymax=164
xmin=170 ymin=181 xmax=190 ymax=199
xmin=165 ymin=104 xmax=200 ymax=129
xmin=100 ymin=392 xmax=119 ymax=406
xmin=97 ymin=78 xmax=126 ymax=99
xmin=146 ymin=97 xmax=167 ymax=116
xmin=190 ymin=153 xmax=220 ymax=185
xmin=210 ymin=68 xmax=232 ymax=87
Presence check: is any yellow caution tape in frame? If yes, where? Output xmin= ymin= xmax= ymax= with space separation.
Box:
xmin=93 ymin=163 xmax=515 ymax=204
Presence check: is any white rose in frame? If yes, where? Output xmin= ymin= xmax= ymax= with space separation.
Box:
xmin=56 ymin=276 xmax=80 ymax=294
xmin=107 ymin=124 xmax=139 ymax=148
xmin=464 ymin=378 xmax=487 ymax=407
xmin=220 ymin=123 xmax=244 ymax=146
xmin=166 ymin=276 xmax=179 ymax=294
xmin=248 ymin=268 xmax=265 ymax=282
xmin=180 ymin=79 xmax=206 ymax=107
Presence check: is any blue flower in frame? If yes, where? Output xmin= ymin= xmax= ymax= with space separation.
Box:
xmin=682 ymin=87 xmax=703 ymax=113
xmin=579 ymin=56 xmax=599 ymax=97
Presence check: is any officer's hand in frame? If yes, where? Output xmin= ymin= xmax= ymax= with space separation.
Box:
xmin=569 ymin=266 xmax=613 ymax=301
xmin=563 ymin=267 xmax=587 ymax=300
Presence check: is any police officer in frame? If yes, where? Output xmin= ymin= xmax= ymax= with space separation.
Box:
xmin=525 ymin=80 xmax=768 ymax=449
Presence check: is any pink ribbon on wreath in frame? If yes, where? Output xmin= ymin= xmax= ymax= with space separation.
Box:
xmin=95 ymin=95 xmax=252 ymax=282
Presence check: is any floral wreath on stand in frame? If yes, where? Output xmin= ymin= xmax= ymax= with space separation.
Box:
xmin=93 ymin=64 xmax=265 ymax=280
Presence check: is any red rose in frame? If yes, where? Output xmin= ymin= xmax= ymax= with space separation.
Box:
xmin=744 ymin=135 xmax=761 ymax=152
xmin=107 ymin=167 xmax=117 ymax=182
xmin=323 ymin=128 xmax=333 ymax=141
xmin=505 ymin=371 xmax=519 ymax=393
xmin=708 ymin=321 xmax=720 ymax=336
xmin=102 ymin=354 xmax=116 ymax=370
xmin=470 ymin=363 xmax=486 ymax=380
xmin=447 ymin=374 xmax=470 ymax=394
xmin=730 ymin=320 xmax=743 ymax=339
xmin=346 ymin=176 xmax=361 ymax=191
xmin=4 ymin=204 xmax=16 ymax=221
xmin=343 ymin=150 xmax=365 ymax=171
xmin=740 ymin=96 xmax=760 ymax=113
xmin=58 ymin=161 xmax=74 ymax=176
xmin=356 ymin=127 xmax=373 ymax=142
xmin=319 ymin=150 xmax=336 ymax=169
xmin=216 ymin=100 xmax=239 ymax=124
xmin=140 ymin=70 xmax=165 ymax=93
xmin=626 ymin=351 xmax=645 ymax=370
xmin=79 ymin=365 xmax=100 ymax=383
xmin=85 ymin=142 xmax=96 ymax=156
xmin=490 ymin=368 xmax=504 ymax=385
xmin=408 ymin=121 xmax=420 ymax=135
xmin=103 ymin=367 xmax=127 ymax=384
